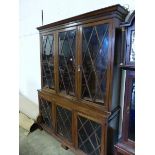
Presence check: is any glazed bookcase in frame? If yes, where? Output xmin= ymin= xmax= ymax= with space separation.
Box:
xmin=37 ymin=4 xmax=128 ymax=155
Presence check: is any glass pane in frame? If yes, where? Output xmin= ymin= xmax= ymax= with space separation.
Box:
xmin=130 ymin=30 xmax=135 ymax=62
xmin=39 ymin=97 xmax=52 ymax=129
xmin=81 ymin=24 xmax=109 ymax=105
xmin=56 ymin=106 xmax=72 ymax=142
xmin=58 ymin=30 xmax=76 ymax=96
xmin=42 ymin=35 xmax=54 ymax=88
xmin=78 ymin=115 xmax=102 ymax=155
xmin=128 ymin=79 xmax=135 ymax=141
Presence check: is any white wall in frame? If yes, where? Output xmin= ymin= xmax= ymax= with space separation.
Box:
xmin=19 ymin=0 xmax=135 ymax=106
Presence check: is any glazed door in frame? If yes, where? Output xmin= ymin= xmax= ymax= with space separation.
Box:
xmin=38 ymin=94 xmax=53 ymax=131
xmin=79 ymin=20 xmax=112 ymax=106
xmin=58 ymin=28 xmax=77 ymax=97
xmin=75 ymin=112 xmax=107 ymax=155
xmin=56 ymin=105 xmax=72 ymax=143
xmin=41 ymin=34 xmax=55 ymax=89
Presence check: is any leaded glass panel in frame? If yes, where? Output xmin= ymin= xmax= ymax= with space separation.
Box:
xmin=58 ymin=30 xmax=76 ymax=96
xmin=56 ymin=106 xmax=72 ymax=142
xmin=39 ymin=97 xmax=52 ymax=129
xmin=78 ymin=115 xmax=102 ymax=155
xmin=81 ymin=24 xmax=109 ymax=105
xmin=42 ymin=35 xmax=54 ymax=89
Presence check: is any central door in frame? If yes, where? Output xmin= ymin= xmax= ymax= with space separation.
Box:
xmin=58 ymin=28 xmax=77 ymax=97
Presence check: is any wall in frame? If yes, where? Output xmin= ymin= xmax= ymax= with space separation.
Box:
xmin=19 ymin=0 xmax=135 ymax=118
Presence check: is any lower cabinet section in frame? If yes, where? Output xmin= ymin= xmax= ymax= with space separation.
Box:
xmin=38 ymin=90 xmax=119 ymax=155
xmin=77 ymin=115 xmax=102 ymax=155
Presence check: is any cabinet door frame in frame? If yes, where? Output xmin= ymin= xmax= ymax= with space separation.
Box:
xmin=77 ymin=19 xmax=113 ymax=110
xmin=38 ymin=92 xmax=54 ymax=132
xmin=40 ymin=32 xmax=57 ymax=92
xmin=40 ymin=32 xmax=55 ymax=91
xmin=55 ymin=103 xmax=73 ymax=146
xmin=55 ymin=26 xmax=79 ymax=98
xmin=75 ymin=111 xmax=107 ymax=155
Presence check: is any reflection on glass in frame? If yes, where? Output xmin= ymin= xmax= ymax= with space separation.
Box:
xmin=58 ymin=30 xmax=76 ymax=96
xmin=42 ymin=35 xmax=54 ymax=88
xmin=128 ymin=80 xmax=135 ymax=141
xmin=130 ymin=30 xmax=135 ymax=62
xmin=78 ymin=115 xmax=101 ymax=155
xmin=81 ymin=24 xmax=109 ymax=104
